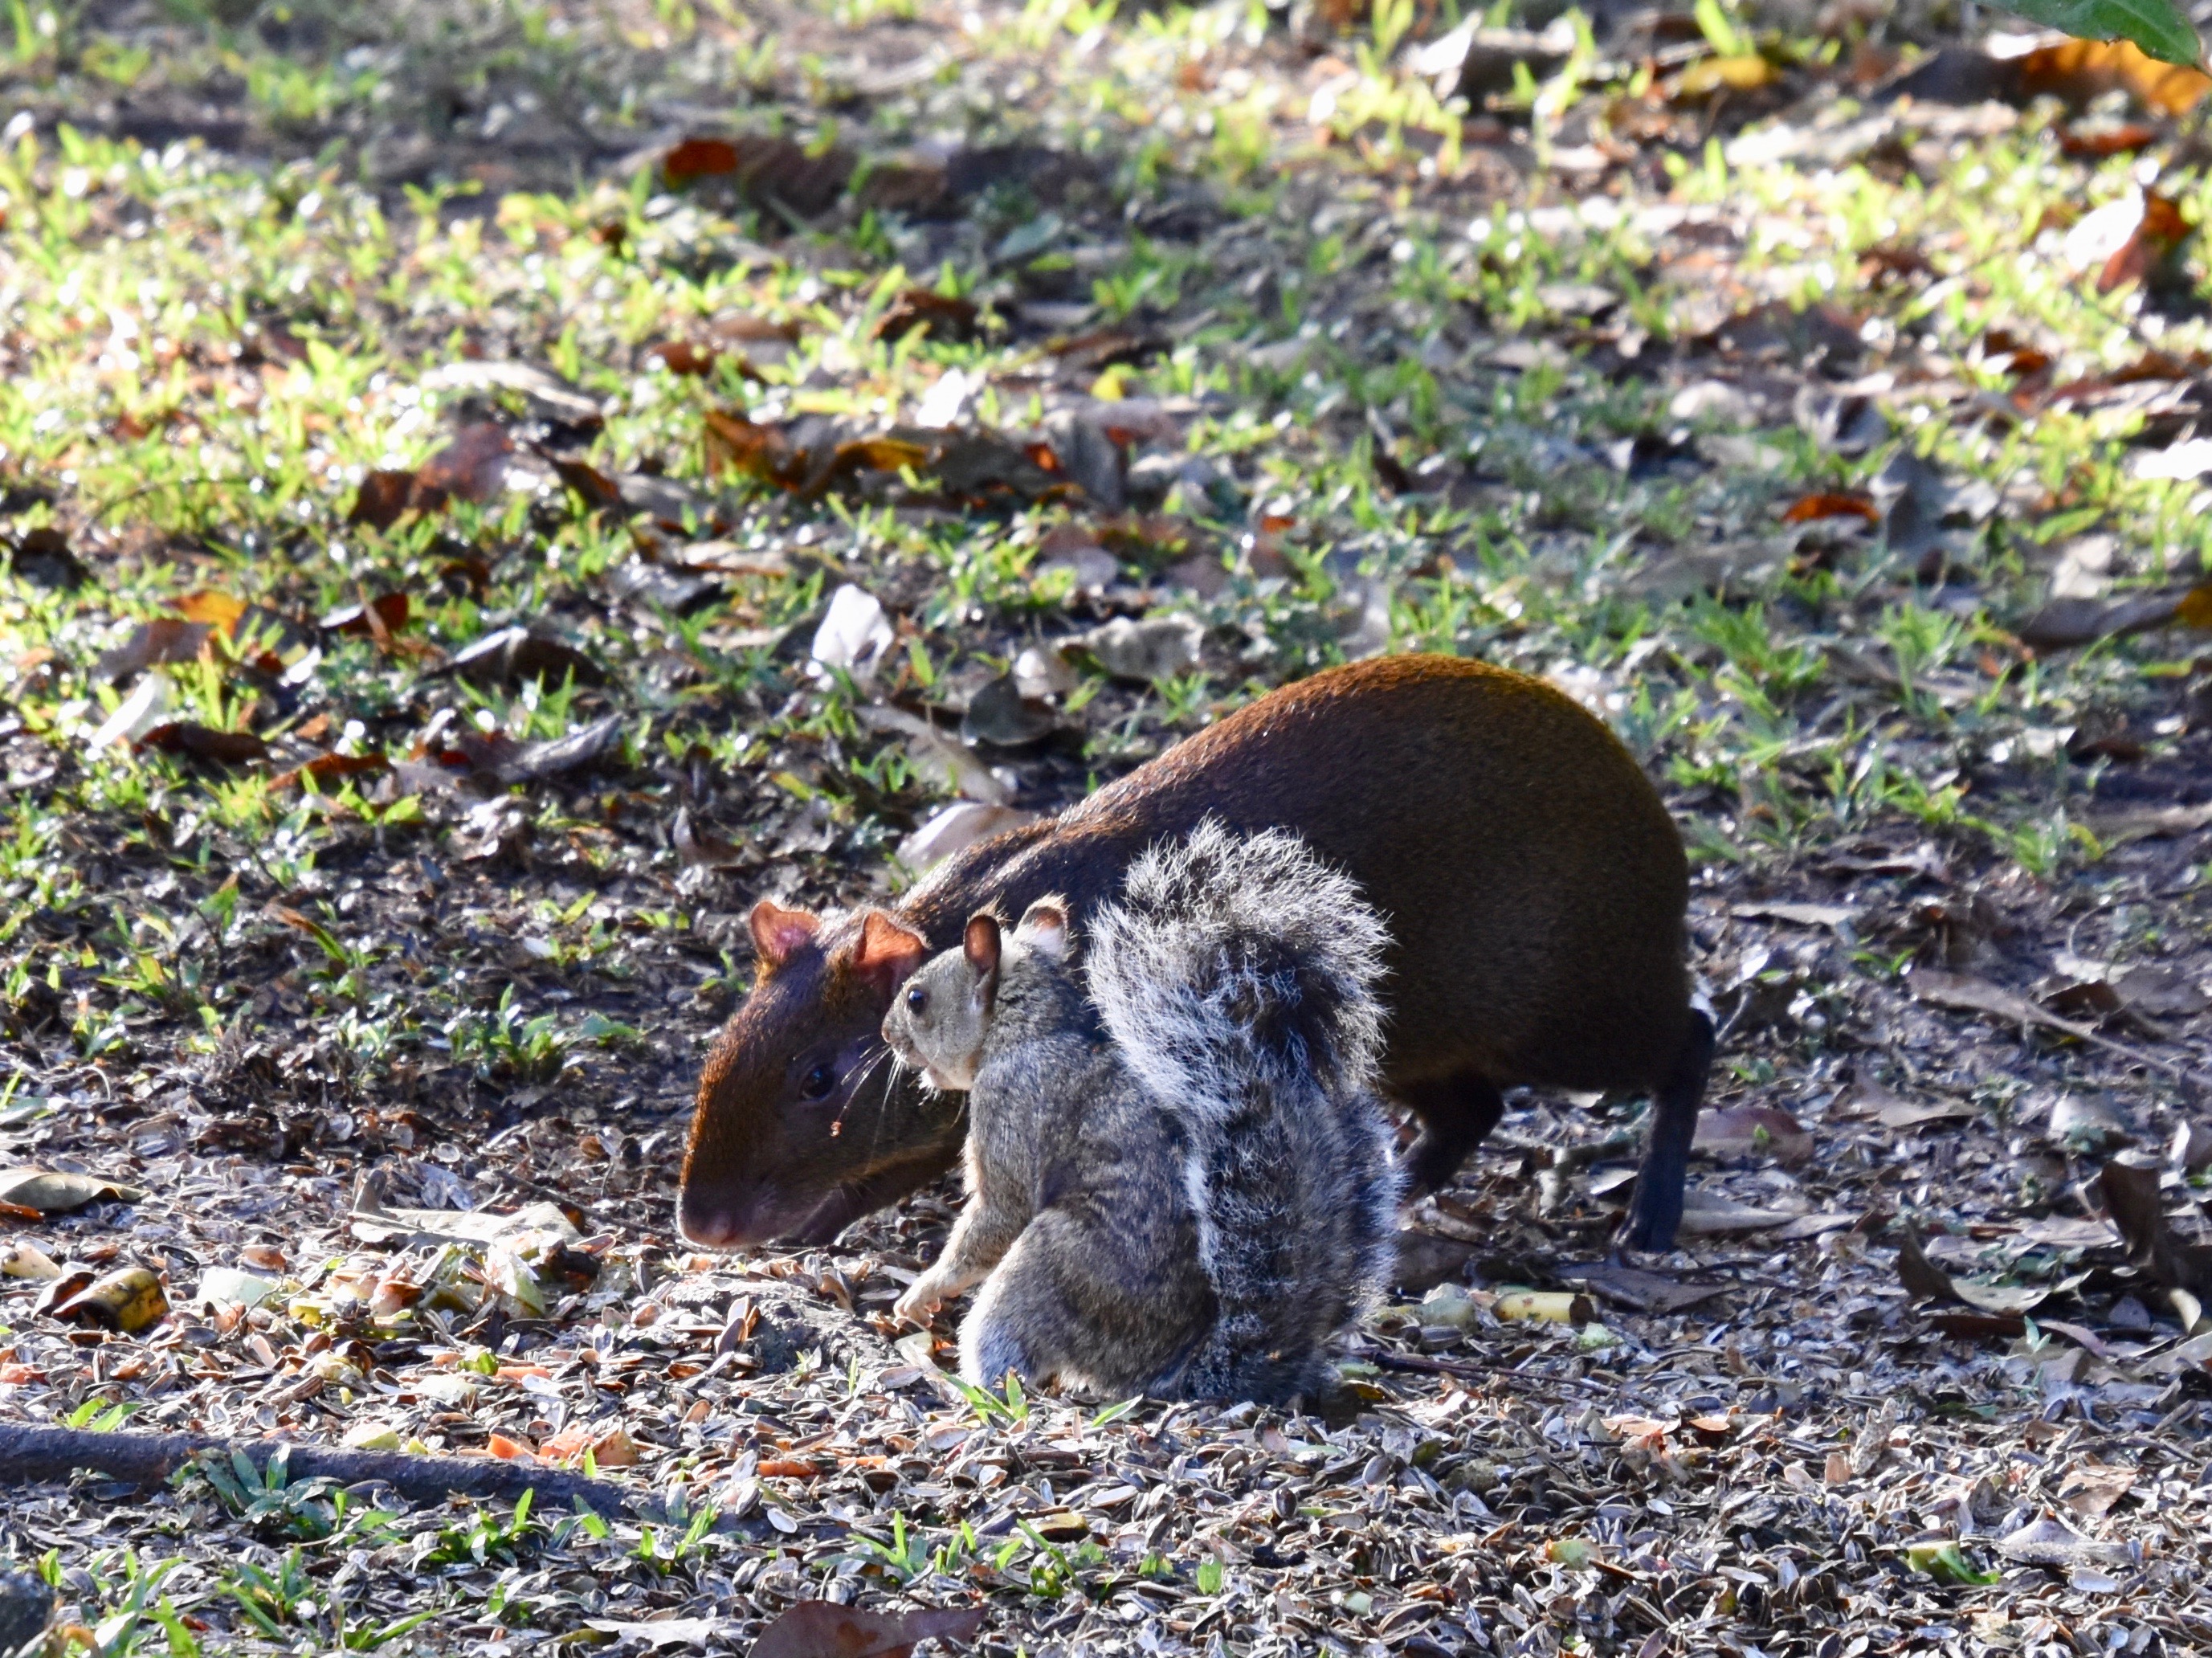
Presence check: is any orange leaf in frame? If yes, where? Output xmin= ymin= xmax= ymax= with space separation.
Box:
xmin=2176 ymin=583 xmax=2212 ymax=628
xmin=836 ymin=437 xmax=932 ymax=474
xmin=757 ymin=1457 xmax=820 ymax=1479
xmin=702 ymin=409 xmax=802 ymax=487
xmin=2098 ymin=193 xmax=2190 ymax=295
xmin=175 ymin=590 xmax=247 ymax=631
xmin=2019 ymin=39 xmax=2212 ymax=116
xmin=485 ymin=1433 xmax=537 ymax=1461
xmin=270 ymin=751 xmax=390 ymax=790
xmin=1782 ymin=493 xmax=1879 ymax=525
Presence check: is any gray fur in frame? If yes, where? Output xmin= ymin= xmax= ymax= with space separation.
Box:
xmin=883 ymin=822 xmax=1400 ymax=1404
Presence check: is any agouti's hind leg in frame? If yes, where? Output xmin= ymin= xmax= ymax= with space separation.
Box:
xmin=1398 ymin=1070 xmax=1506 ymax=1197
xmin=1618 ymin=1011 xmax=1716 ymax=1253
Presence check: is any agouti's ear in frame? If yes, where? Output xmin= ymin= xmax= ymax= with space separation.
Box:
xmin=1015 ymin=898 xmax=1070 ymax=962
xmin=851 ymin=910 xmax=928 ymax=999
xmin=749 ymin=899 xmax=821 ymax=970
xmin=963 ymin=913 xmax=1002 ymax=984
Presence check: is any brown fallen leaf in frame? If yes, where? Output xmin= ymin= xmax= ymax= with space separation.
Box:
xmin=1907 ymin=967 xmax=2212 ymax=1089
xmin=660 ymin=133 xmax=853 ymax=218
xmin=135 ymin=723 xmax=269 ymax=767
xmin=2014 ymin=587 xmax=2204 ymax=652
xmin=1561 ymin=1260 xmax=1731 ymax=1314
xmin=319 ymin=593 xmax=410 ymax=639
xmin=2096 ymin=1159 xmax=2212 ymax=1297
xmin=1391 ymin=1230 xmax=1477 ymax=1296
xmin=672 ymin=807 xmax=747 ymax=870
xmin=648 ymin=340 xmax=727 ymax=377
xmin=270 ymin=752 xmax=391 ymax=792
xmin=441 ymin=627 xmax=607 ymax=689
xmin=1898 ymin=1226 xmax=2049 ymax=1314
xmin=873 ymin=288 xmax=981 ymax=344
xmin=1835 ymin=1077 xmax=1977 ymax=1129
xmin=0 ymin=1168 xmax=147 ymax=1215
xmin=347 ymin=469 xmax=418 ymax=529
xmin=2059 ymin=1462 xmax=2140 ymax=1520
xmin=1693 ymin=1105 xmax=1813 ymax=1165
xmin=2098 ymin=192 xmax=2192 ymax=295
xmin=348 ymin=423 xmax=519 ymax=527
xmin=95 ymin=619 xmax=211 ymax=683
xmin=745 ymin=1600 xmax=984 ymax=1658
xmin=702 ymin=409 xmax=810 ymax=490
xmin=2059 ymin=121 xmax=2160 ymax=159
xmin=897 ymin=802 xmax=1035 ymax=874
xmin=414 ymin=422 xmax=517 ymax=506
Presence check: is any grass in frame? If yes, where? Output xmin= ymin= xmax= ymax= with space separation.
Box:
xmin=6 ymin=0 xmax=2212 ymax=1648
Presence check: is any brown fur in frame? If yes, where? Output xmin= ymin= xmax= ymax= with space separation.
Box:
xmin=680 ymin=653 xmax=1697 ymax=1249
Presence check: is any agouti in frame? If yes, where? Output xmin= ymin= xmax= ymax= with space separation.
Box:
xmin=680 ymin=651 xmax=1711 ymax=1253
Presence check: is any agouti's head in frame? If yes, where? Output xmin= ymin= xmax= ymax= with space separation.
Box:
xmin=679 ymin=898 xmax=936 ymax=1249
xmin=882 ymin=900 xmax=1070 ymax=1089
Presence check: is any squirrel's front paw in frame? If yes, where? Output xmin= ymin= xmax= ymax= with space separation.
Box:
xmin=895 ymin=1279 xmax=947 ymax=1326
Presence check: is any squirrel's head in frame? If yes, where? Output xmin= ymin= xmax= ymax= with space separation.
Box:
xmin=880 ymin=899 xmax=1071 ymax=1089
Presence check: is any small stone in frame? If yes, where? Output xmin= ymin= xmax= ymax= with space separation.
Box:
xmin=0 ymin=1570 xmax=55 ymax=1655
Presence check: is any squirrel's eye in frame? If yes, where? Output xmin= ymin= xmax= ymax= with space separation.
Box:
xmin=906 ymin=986 xmax=927 ymax=1011
xmin=798 ymin=1063 xmax=838 ymax=1101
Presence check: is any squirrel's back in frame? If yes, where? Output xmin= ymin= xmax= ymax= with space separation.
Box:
xmin=1087 ymin=823 xmax=1402 ymax=1401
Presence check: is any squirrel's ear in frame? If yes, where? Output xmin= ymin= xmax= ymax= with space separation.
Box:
xmin=1015 ymin=898 xmax=1070 ymax=961
xmin=749 ymin=899 xmax=821 ymax=970
xmin=963 ymin=913 xmax=1002 ymax=982
xmin=851 ymin=910 xmax=928 ymax=998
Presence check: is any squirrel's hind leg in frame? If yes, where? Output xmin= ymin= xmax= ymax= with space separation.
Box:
xmin=957 ymin=1211 xmax=1200 ymax=1399
xmin=1396 ymin=1070 xmax=1506 ymax=1198
xmin=1616 ymin=1009 xmax=1716 ymax=1254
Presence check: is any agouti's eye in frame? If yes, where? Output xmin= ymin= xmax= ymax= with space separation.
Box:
xmin=798 ymin=1063 xmax=838 ymax=1101
xmin=905 ymin=986 xmax=927 ymax=1011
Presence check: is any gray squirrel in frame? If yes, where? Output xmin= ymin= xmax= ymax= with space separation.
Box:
xmin=876 ymin=822 xmax=1402 ymax=1403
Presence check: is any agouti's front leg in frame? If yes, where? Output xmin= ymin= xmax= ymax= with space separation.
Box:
xmin=894 ymin=1144 xmax=1031 ymax=1326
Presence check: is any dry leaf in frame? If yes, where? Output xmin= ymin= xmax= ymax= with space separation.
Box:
xmin=2096 ymin=1159 xmax=2212 ymax=1295
xmin=1693 ymin=1105 xmax=1813 ymax=1164
xmin=1996 ymin=1512 xmax=2129 ymax=1570
xmin=0 ymin=1168 xmax=146 ymax=1215
xmin=745 ymin=1600 xmax=984 ymax=1658
xmin=51 ymin=1265 xmax=169 ymax=1333
xmin=2017 ymin=37 xmax=2211 ymax=116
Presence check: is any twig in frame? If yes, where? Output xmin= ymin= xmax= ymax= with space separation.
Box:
xmin=0 ymin=1423 xmax=641 ymax=1514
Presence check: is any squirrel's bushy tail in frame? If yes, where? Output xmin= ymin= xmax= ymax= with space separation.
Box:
xmin=1086 ymin=820 xmax=1402 ymax=1403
